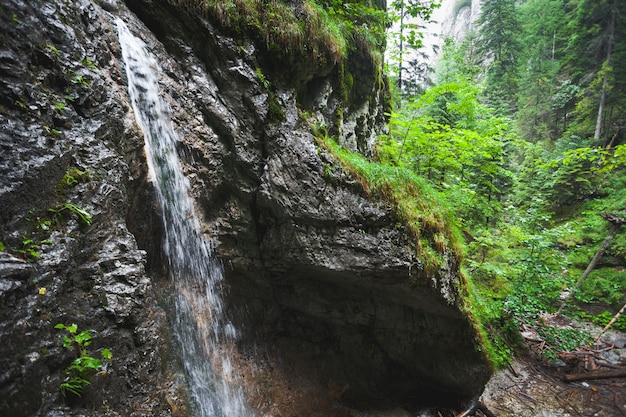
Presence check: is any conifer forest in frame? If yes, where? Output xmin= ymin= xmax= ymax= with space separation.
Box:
xmin=386 ymin=0 xmax=626 ymax=367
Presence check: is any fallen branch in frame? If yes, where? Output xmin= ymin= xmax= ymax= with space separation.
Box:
xmin=563 ymin=367 xmax=626 ymax=382
xmin=593 ymin=302 xmax=626 ymax=344
xmin=557 ymin=212 xmax=624 ymax=316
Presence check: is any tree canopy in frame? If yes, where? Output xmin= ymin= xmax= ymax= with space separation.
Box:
xmin=380 ymin=0 xmax=626 ymax=365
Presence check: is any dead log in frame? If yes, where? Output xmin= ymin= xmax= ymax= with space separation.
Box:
xmin=557 ymin=212 xmax=625 ymax=315
xmin=563 ymin=367 xmax=626 ymax=382
xmin=594 ymin=301 xmax=626 ymax=344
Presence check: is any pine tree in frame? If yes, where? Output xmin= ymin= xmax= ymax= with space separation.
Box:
xmin=388 ymin=0 xmax=441 ymax=100
xmin=515 ymin=0 xmax=568 ymax=142
xmin=564 ymin=0 xmax=626 ymax=144
xmin=477 ymin=0 xmax=521 ymax=114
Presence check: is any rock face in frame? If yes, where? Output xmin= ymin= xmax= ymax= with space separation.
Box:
xmin=420 ymin=0 xmax=482 ymax=75
xmin=0 ymin=0 xmax=491 ymax=416
xmin=0 ymin=1 xmax=175 ymax=415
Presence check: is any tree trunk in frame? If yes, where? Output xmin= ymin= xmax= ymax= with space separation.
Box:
xmin=397 ymin=1 xmax=405 ymax=90
xmin=563 ymin=367 xmax=626 ymax=382
xmin=594 ymin=3 xmax=616 ymax=140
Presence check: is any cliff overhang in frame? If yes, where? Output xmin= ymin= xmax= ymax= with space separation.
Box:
xmin=0 ymin=0 xmax=491 ymax=415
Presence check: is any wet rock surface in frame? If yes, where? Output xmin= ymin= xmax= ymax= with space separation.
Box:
xmin=0 ymin=0 xmax=173 ymax=415
xmin=122 ymin=0 xmax=490 ymax=410
xmin=0 ymin=0 xmax=491 ymax=416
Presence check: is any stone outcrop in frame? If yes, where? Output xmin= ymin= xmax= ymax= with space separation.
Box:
xmin=0 ymin=0 xmax=491 ymax=416
xmin=0 ymin=1 xmax=175 ymax=415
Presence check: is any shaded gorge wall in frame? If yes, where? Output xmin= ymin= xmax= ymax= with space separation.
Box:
xmin=0 ymin=0 xmax=491 ymax=416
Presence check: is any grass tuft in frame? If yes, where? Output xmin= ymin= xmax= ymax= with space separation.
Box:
xmin=317 ymin=136 xmax=463 ymax=263
xmin=176 ymin=0 xmax=384 ymax=71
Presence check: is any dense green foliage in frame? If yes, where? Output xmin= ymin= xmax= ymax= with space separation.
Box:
xmin=477 ymin=0 xmax=520 ymax=113
xmin=318 ymin=135 xmax=462 ymax=266
xmin=383 ymin=0 xmax=626 ymax=366
xmin=177 ymin=0 xmax=387 ymax=74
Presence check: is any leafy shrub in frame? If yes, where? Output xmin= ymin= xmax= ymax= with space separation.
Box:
xmin=593 ymin=310 xmax=626 ymax=331
xmin=55 ymin=323 xmax=112 ymax=397
xmin=576 ymin=268 xmax=626 ymax=309
xmin=536 ymin=324 xmax=593 ymax=360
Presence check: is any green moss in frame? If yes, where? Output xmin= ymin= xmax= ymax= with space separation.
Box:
xmin=316 ymin=135 xmax=463 ymax=262
xmin=177 ymin=0 xmax=385 ymax=75
xmin=330 ymin=107 xmax=343 ymax=138
xmin=336 ymin=63 xmax=353 ymax=103
xmin=267 ymin=91 xmax=285 ymax=123
xmin=461 ymin=273 xmax=513 ymax=369
xmin=313 ymin=136 xmax=501 ymax=366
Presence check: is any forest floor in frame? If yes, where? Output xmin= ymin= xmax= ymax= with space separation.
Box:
xmin=480 ymin=314 xmax=626 ymax=417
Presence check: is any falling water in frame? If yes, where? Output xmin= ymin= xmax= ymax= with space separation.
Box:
xmin=116 ymin=19 xmax=253 ymax=417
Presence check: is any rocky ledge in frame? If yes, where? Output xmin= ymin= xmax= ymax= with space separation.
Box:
xmin=0 ymin=0 xmax=491 ymax=416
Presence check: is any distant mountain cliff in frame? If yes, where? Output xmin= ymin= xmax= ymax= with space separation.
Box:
xmin=422 ymin=0 xmax=482 ymax=65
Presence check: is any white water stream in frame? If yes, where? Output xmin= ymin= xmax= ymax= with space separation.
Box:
xmin=116 ymin=19 xmax=253 ymax=417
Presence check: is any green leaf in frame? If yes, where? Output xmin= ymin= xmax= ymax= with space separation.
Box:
xmin=74 ymin=330 xmax=94 ymax=346
xmin=101 ymin=348 xmax=112 ymax=361
xmin=62 ymin=336 xmax=73 ymax=349
xmin=60 ymin=376 xmax=90 ymax=397
xmin=75 ymin=355 xmax=102 ymax=370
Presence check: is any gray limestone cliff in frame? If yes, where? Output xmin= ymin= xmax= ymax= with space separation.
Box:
xmin=420 ymin=0 xmax=483 ymax=74
xmin=0 ymin=0 xmax=491 ymax=416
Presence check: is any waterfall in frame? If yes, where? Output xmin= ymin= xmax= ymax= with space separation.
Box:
xmin=116 ymin=19 xmax=253 ymax=417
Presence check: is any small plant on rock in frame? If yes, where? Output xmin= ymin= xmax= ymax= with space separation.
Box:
xmin=80 ymin=57 xmax=98 ymax=70
xmin=16 ymin=237 xmax=40 ymax=260
xmin=57 ymin=167 xmax=91 ymax=193
xmin=49 ymin=202 xmax=92 ymax=226
xmin=55 ymin=323 xmax=112 ymax=397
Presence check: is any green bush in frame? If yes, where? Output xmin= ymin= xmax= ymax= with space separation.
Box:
xmin=55 ymin=323 xmax=112 ymax=397
xmin=536 ymin=324 xmax=593 ymax=360
xmin=576 ymin=268 xmax=626 ymax=309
